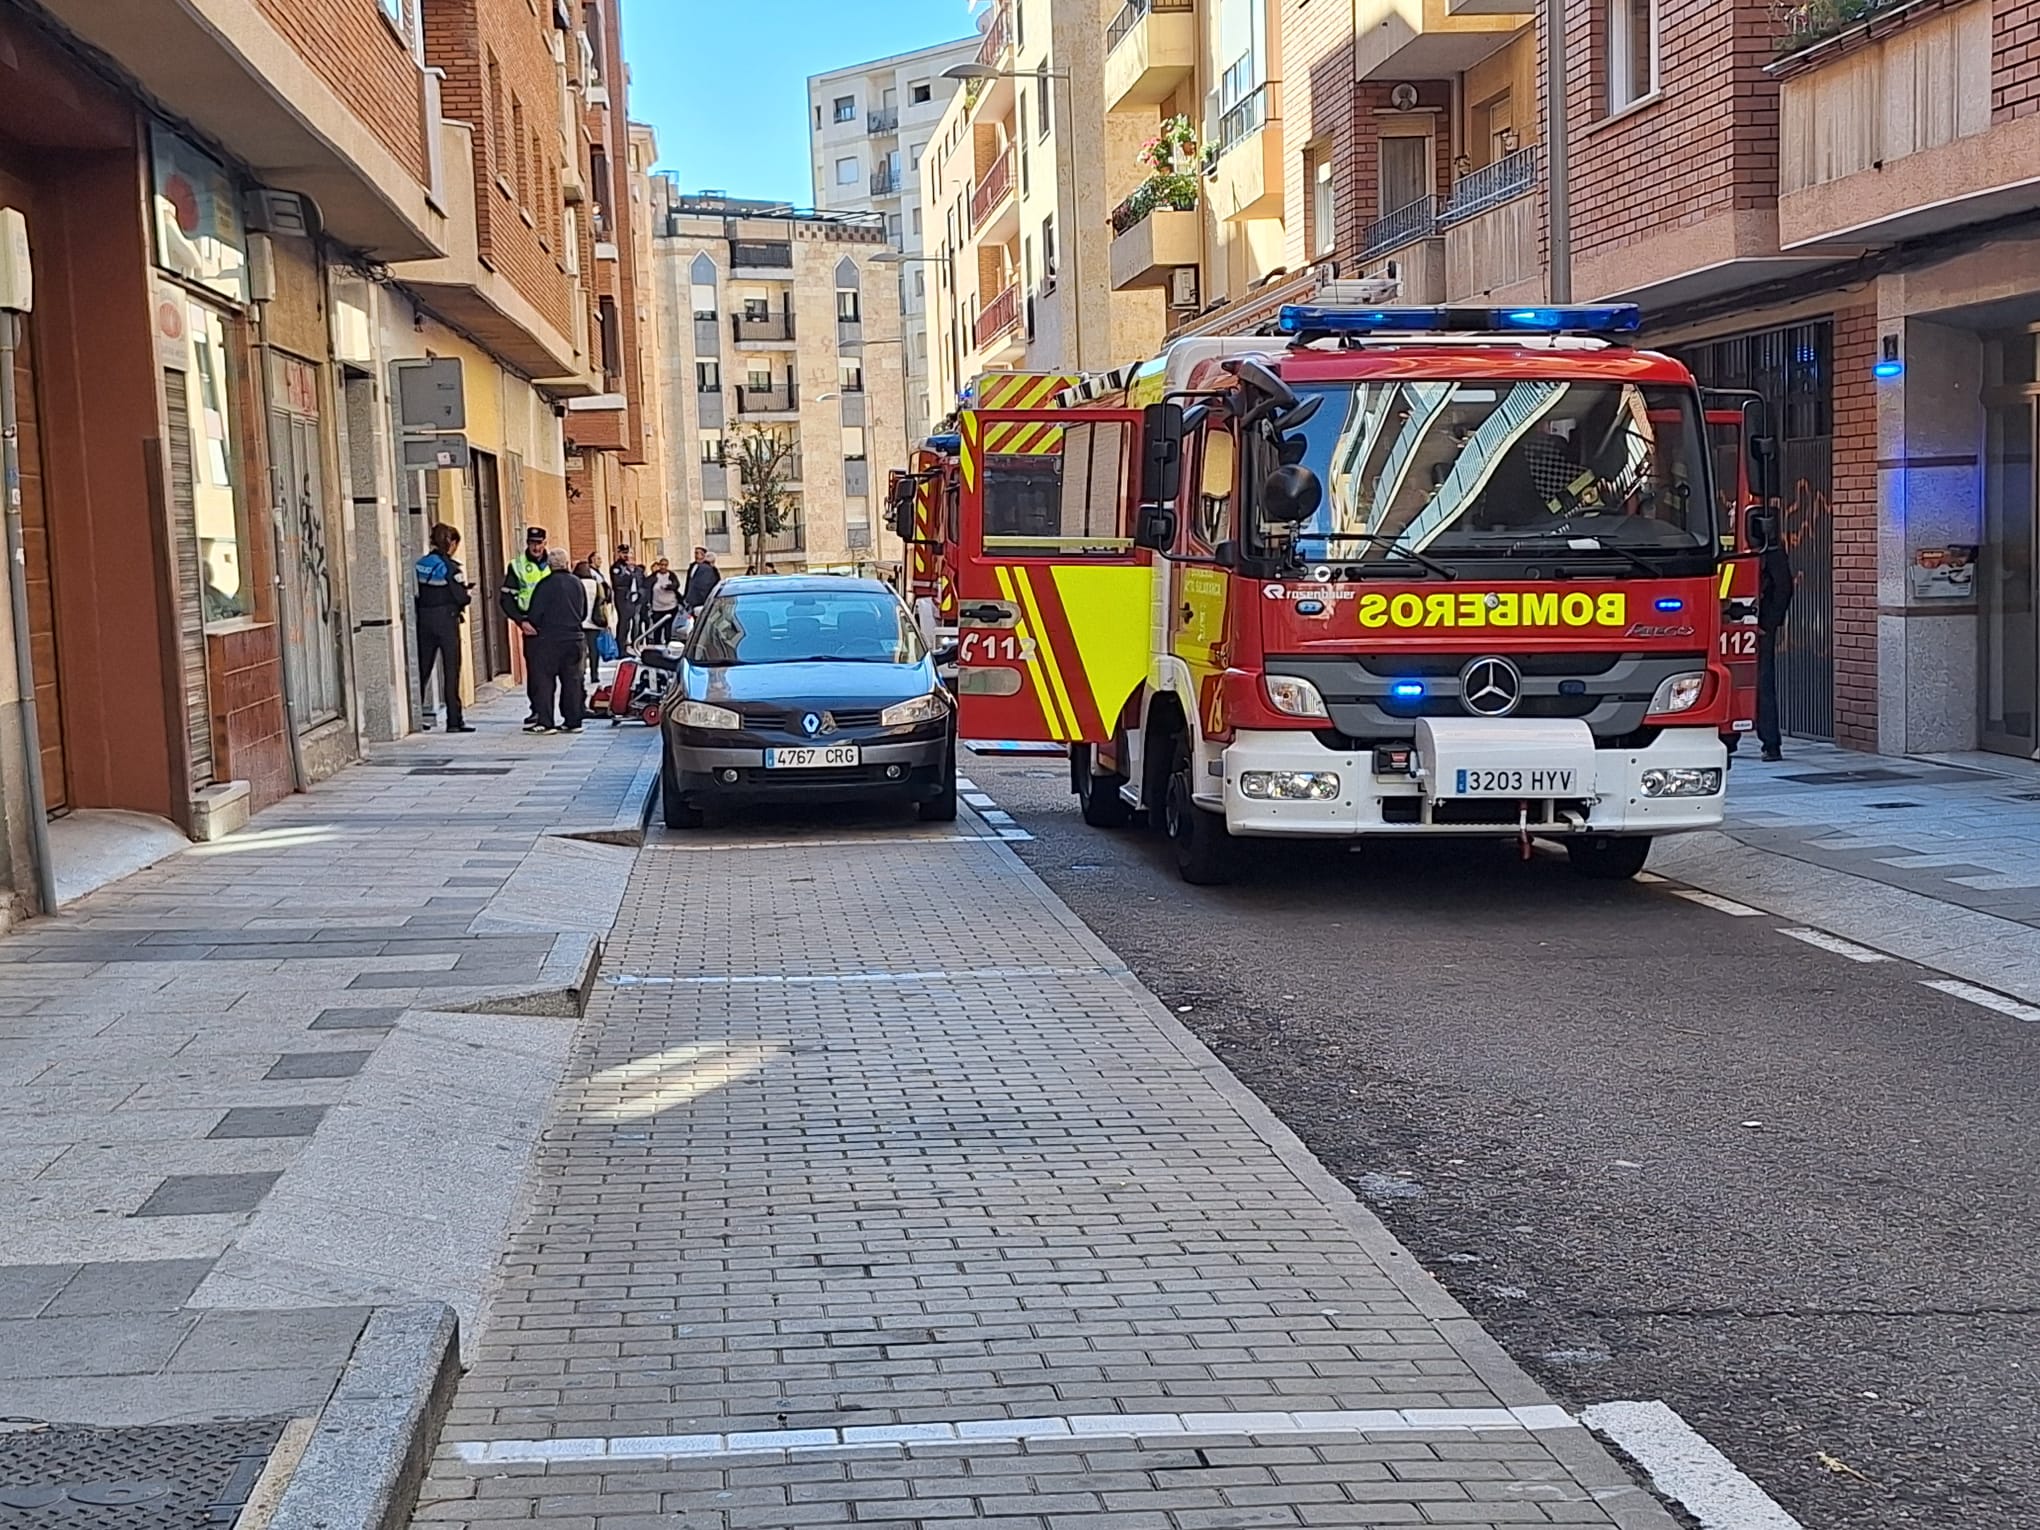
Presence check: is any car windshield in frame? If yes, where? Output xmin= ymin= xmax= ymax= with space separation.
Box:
xmin=1283 ymin=379 xmax=1713 ymax=563
xmin=688 ymin=590 xmax=922 ymax=667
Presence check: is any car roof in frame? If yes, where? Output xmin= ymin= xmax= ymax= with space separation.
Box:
xmin=716 ymin=574 xmax=895 ymax=597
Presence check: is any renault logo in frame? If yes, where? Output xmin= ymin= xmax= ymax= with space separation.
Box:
xmin=801 ymin=712 xmax=824 ymax=736
xmin=1460 ymin=657 xmax=1523 ymax=718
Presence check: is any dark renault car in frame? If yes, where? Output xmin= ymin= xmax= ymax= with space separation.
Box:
xmin=660 ymin=576 xmax=956 ymax=829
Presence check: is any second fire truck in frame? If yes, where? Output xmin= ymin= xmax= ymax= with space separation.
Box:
xmin=893 ymin=302 xmax=1778 ymax=884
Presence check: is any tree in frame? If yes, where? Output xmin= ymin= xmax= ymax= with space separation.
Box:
xmin=728 ymin=424 xmax=798 ymax=573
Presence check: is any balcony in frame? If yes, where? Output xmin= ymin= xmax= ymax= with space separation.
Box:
xmin=868 ymin=106 xmax=899 ymax=135
xmin=1104 ymin=0 xmax=1196 ymax=113
xmin=1209 ymin=84 xmax=1283 ymax=221
xmin=976 ymin=3 xmax=1012 ymax=70
xmin=736 ymin=385 xmax=800 ymax=420
xmin=1110 ymin=190 xmax=1201 ymax=290
xmin=730 ymin=240 xmax=795 ymax=276
xmin=1775 ymin=0 xmax=2032 ymax=251
xmin=872 ymin=165 xmax=903 ymax=197
xmin=973 ymin=282 xmax=1022 ymax=352
xmin=1439 ymin=148 xmax=1540 ymax=301
xmin=1355 ymin=0 xmax=1532 ymax=81
xmin=970 ymin=147 xmax=1016 ymax=232
xmin=732 ymin=312 xmax=795 ymax=346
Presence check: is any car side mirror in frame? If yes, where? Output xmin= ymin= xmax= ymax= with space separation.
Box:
xmin=1139 ymin=402 xmax=1185 ymax=506
xmin=933 ymin=641 xmax=959 ymax=667
xmin=1259 ymin=465 xmax=1323 ymax=530
xmin=1134 ymin=503 xmax=1177 ymax=552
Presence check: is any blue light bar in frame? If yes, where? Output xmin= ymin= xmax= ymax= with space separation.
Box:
xmin=1279 ymin=304 xmax=1642 ymax=336
xmin=1655 ymin=598 xmax=1685 ymax=613
xmin=1389 ymin=682 xmax=1427 ymax=700
xmin=1873 ymin=359 xmax=1905 ymax=380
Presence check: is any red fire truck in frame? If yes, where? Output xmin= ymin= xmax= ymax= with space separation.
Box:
xmin=911 ymin=302 xmax=1778 ymax=884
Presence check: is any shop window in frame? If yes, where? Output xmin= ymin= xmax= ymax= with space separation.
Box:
xmin=182 ymin=300 xmax=252 ymax=626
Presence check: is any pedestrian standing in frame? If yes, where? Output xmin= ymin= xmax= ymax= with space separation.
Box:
xmin=574 ymin=559 xmax=607 ymax=687
xmin=524 ymin=549 xmax=590 ymax=734
xmin=609 ymin=545 xmax=645 ymax=649
xmin=1757 ymin=533 xmax=1795 ymax=763
xmin=682 ymin=546 xmax=722 ymax=614
xmin=414 ymin=523 xmax=475 ymax=734
xmin=501 ymin=525 xmax=555 ymax=726
xmin=645 ymin=557 xmax=683 ymax=644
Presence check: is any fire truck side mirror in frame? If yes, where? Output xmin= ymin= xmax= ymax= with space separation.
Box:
xmin=1259 ymin=465 xmax=1323 ymax=529
xmin=886 ymin=473 xmax=916 ymax=539
xmin=1139 ymin=402 xmax=1186 ymax=506
xmin=1133 ymin=504 xmax=1177 ymax=552
xmin=1743 ymin=505 xmax=1778 ymax=551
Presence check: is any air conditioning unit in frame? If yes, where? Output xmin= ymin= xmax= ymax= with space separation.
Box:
xmin=244 ymin=189 xmax=311 ymax=239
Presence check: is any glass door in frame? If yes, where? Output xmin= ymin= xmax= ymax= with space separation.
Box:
xmin=1982 ymin=392 xmax=2037 ymax=756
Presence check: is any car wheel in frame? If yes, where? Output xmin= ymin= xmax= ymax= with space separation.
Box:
xmin=1166 ymin=734 xmax=1236 ymax=886
xmin=1567 ymin=835 xmax=1652 ymax=880
xmin=918 ymin=741 xmax=958 ymax=822
xmin=660 ymin=744 xmax=704 ymax=830
xmin=1076 ymin=744 xmax=1132 ymax=829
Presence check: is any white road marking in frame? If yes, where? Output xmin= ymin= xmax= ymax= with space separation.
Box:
xmin=606 ymin=966 xmax=1098 ymax=988
xmin=1778 ymin=928 xmax=1893 ymax=963
xmin=1670 ymin=889 xmax=1764 ymax=917
xmin=1582 ymin=1400 xmax=1804 ymax=1530
xmin=451 ymin=1405 xmax=1579 ymax=1465
xmin=1920 ymin=978 xmax=2040 ymax=1024
xmin=1634 ymin=871 xmax=1669 ymax=884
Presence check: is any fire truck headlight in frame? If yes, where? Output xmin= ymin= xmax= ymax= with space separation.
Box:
xmin=1647 ymin=672 xmax=1708 ymax=716
xmin=1640 ymin=767 xmax=1724 ymax=798
xmin=1264 ymin=675 xmax=1331 ymax=720
xmin=1240 ymin=771 xmax=1341 ymax=801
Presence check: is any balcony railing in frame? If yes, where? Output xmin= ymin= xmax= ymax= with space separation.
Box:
xmin=871 ymin=166 xmax=901 ymax=196
xmin=1361 ymin=196 xmax=1437 ymax=257
xmin=976 ymin=2 xmax=1011 ymax=69
xmin=737 ymin=385 xmax=799 ymax=415
xmin=732 ymin=313 xmax=794 ymax=343
xmin=868 ymin=106 xmax=899 ymax=135
xmin=1215 ymin=82 xmax=1272 ymax=158
xmin=1438 ymin=145 xmax=1537 ymax=228
xmin=731 ymin=240 xmax=794 ymax=269
xmin=970 ymin=147 xmax=1015 ymax=230
xmin=973 ymin=282 xmax=1021 ymax=350
xmin=1107 ymin=0 xmax=1194 ymax=52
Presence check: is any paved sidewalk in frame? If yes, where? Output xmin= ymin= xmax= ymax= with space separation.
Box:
xmin=412 ymin=812 xmax=1677 ymax=1529
xmin=0 ymin=690 xmax=656 ymax=1432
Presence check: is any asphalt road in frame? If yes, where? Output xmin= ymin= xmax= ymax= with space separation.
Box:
xmin=962 ymin=750 xmax=2040 ymax=1530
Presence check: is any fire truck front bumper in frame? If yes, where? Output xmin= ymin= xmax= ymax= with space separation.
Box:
xmin=1215 ymin=725 xmax=1729 ymax=839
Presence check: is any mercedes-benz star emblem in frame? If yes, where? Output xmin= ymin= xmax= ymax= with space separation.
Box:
xmin=1460 ymin=657 xmax=1523 ymax=718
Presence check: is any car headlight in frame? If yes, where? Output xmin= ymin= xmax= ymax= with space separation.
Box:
xmin=1265 ymin=674 xmax=1330 ymax=720
xmin=1648 ymin=672 xmax=1708 ymax=716
xmin=673 ymin=700 xmax=740 ymax=731
xmin=882 ymin=691 xmax=951 ymax=727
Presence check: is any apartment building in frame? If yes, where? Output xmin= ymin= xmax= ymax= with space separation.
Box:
xmin=921 ymin=0 xmax=1167 ymax=423
xmin=0 ymin=0 xmax=630 ymax=919
xmin=624 ymin=122 xmax=674 ymax=559
xmin=649 ymin=187 xmax=905 ymax=577
xmin=563 ymin=0 xmax=651 ymax=564
xmin=808 ymin=37 xmax=978 ymax=448
xmin=1293 ymin=0 xmax=2040 ymax=760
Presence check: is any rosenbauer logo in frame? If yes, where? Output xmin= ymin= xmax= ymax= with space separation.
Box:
xmin=1358 ymin=591 xmax=1628 ymax=631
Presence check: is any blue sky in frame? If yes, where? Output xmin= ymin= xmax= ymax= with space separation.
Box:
xmin=623 ymin=1 xmax=979 ymax=205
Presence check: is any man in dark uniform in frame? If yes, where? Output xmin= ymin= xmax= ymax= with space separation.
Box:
xmin=502 ymin=525 xmax=554 ymax=729
xmin=609 ymin=544 xmax=647 ymax=649
xmin=1757 ymin=535 xmax=1794 ymax=762
xmin=525 ymin=549 xmax=590 ymax=733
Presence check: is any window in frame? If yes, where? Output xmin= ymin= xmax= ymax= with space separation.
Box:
xmin=914 ymin=330 xmax=928 ymax=360
xmin=909 ymin=141 xmax=925 ymax=168
xmin=1041 ymin=215 xmax=1057 ymax=285
xmin=911 ymin=81 xmax=932 ymax=105
xmin=1479 ymin=92 xmax=1516 ymax=162
xmin=704 ymin=502 xmax=730 ymax=536
xmin=181 ymin=299 xmax=253 ymax=626
xmin=378 ymin=0 xmax=404 ymax=30
xmin=700 ymin=431 xmax=724 ymax=464
xmin=743 ymin=295 xmax=770 ymax=321
xmin=512 ymin=96 xmax=527 ymax=204
xmin=887 ymin=212 xmax=903 ymax=242
xmin=690 ymin=253 xmax=718 ymax=318
xmin=833 ymin=94 xmax=856 ymax=123
xmin=839 ymin=356 xmax=865 ymax=393
xmin=843 ymin=426 xmax=868 ymax=462
xmin=838 ymin=287 xmax=861 ymax=322
xmin=746 ymin=365 xmax=773 ymax=393
xmin=883 ymin=86 xmax=898 ymax=111
xmin=598 ymin=296 xmax=621 ymax=387
xmin=1015 ymin=0 xmax=1025 ymax=48
xmin=914 ymin=269 xmax=926 ymax=298
xmin=1379 ymin=133 xmax=1430 ymax=217
xmin=488 ymin=54 xmax=506 ymax=179
xmin=835 ymin=156 xmax=859 ymax=186
xmin=814 ymin=105 xmax=823 ymax=131
xmin=697 ymin=360 xmax=721 ymax=393
xmin=911 ymin=207 xmax=922 ymax=236
xmin=1608 ymin=0 xmax=1658 ymax=111
xmin=1036 ymin=66 xmax=1050 ymax=138
xmin=1312 ymin=152 xmax=1336 ymax=256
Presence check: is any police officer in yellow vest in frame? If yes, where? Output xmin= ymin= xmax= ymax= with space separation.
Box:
xmin=501 ymin=525 xmax=555 ymax=726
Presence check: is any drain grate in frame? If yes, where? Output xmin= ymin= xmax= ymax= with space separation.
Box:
xmin=409 ymin=767 xmax=513 ymax=777
xmin=0 ymin=1422 xmax=279 ymax=1526
xmin=1866 ymin=801 xmax=1923 ymax=810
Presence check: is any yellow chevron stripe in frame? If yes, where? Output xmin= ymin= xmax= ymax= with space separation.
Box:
xmin=1013 ymin=374 xmax=1061 ymax=410
xmin=1719 ymin=564 xmax=1735 ymax=598
xmin=1014 ymin=567 xmax=1082 ymax=741
xmin=960 ymin=412 xmax=979 ymax=492
xmin=995 ymin=565 xmax=1064 ymax=741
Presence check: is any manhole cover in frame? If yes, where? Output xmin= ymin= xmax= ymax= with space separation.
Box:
xmin=0 ymin=1423 xmax=278 ymax=1527
xmin=1778 ymin=768 xmax=1921 ymax=786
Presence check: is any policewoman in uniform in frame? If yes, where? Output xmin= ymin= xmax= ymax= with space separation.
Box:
xmin=415 ymin=522 xmax=474 ymax=733
xmin=501 ymin=525 xmax=555 ymax=727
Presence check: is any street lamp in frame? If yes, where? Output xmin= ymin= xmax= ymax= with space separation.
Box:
xmin=940 ymin=62 xmax=1087 ymax=372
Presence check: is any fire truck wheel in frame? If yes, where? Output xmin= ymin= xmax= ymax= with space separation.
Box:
xmin=1167 ymin=738 xmax=1237 ymax=886
xmin=1076 ymin=746 xmax=1132 ymax=829
xmin=1566 ymin=835 xmax=1653 ymax=881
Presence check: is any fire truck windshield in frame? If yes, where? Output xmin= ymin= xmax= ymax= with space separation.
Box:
xmin=1281 ymin=379 xmax=1714 ymax=570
